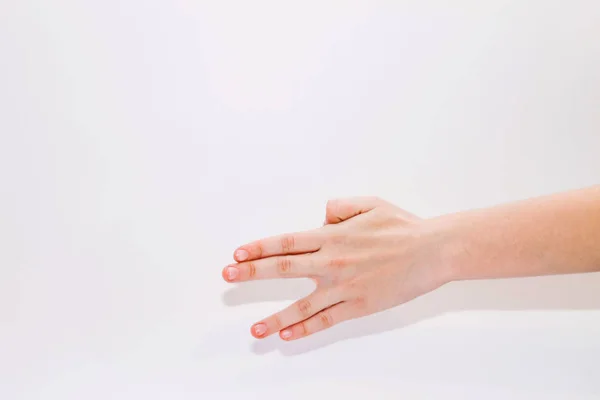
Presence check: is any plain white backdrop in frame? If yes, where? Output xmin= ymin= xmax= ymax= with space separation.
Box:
xmin=1 ymin=1 xmax=599 ymax=399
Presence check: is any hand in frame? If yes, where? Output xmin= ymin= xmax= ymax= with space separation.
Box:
xmin=222 ymin=197 xmax=453 ymax=341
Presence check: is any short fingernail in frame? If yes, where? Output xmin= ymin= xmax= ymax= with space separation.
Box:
xmin=253 ymin=323 xmax=267 ymax=336
xmin=226 ymin=266 xmax=238 ymax=281
xmin=235 ymin=249 xmax=249 ymax=261
xmin=281 ymin=329 xmax=292 ymax=339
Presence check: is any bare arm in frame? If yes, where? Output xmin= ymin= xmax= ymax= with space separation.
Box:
xmin=441 ymin=185 xmax=600 ymax=281
xmin=222 ymin=186 xmax=600 ymax=341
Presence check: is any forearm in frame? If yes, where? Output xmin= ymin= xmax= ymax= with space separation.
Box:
xmin=438 ymin=186 xmax=600 ymax=281
xmin=227 ymin=189 xmax=600 ymax=340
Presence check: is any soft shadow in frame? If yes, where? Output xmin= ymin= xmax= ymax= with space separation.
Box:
xmin=222 ymin=279 xmax=315 ymax=305
xmin=223 ymin=273 xmax=600 ymax=356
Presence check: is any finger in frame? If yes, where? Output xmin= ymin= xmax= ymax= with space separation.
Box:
xmin=250 ymin=288 xmax=344 ymax=339
xmin=222 ymin=254 xmax=324 ymax=282
xmin=279 ymin=301 xmax=356 ymax=340
xmin=234 ymin=230 xmax=323 ymax=262
xmin=325 ymin=196 xmax=388 ymax=224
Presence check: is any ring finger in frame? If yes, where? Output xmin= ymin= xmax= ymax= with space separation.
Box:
xmin=250 ymin=286 xmax=345 ymax=338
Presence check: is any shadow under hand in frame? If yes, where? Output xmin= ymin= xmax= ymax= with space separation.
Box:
xmin=222 ymin=279 xmax=315 ymax=305
xmin=226 ymin=273 xmax=600 ymax=356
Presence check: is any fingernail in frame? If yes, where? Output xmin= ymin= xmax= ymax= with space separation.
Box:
xmin=253 ymin=323 xmax=267 ymax=336
xmin=281 ymin=329 xmax=292 ymax=339
xmin=226 ymin=266 xmax=238 ymax=281
xmin=235 ymin=249 xmax=249 ymax=261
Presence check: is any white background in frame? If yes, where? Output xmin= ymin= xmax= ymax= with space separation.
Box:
xmin=1 ymin=1 xmax=600 ymax=399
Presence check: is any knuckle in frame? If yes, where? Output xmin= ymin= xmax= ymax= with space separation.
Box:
xmin=327 ymin=256 xmax=348 ymax=270
xmin=296 ymin=298 xmax=313 ymax=318
xmin=346 ymin=279 xmax=366 ymax=295
xmin=326 ymin=233 xmax=346 ymax=246
xmin=247 ymin=262 xmax=257 ymax=278
xmin=326 ymin=199 xmax=344 ymax=221
xmin=354 ymin=296 xmax=368 ymax=311
xmin=255 ymin=241 xmax=264 ymax=258
xmin=273 ymin=314 xmax=283 ymax=330
xmin=280 ymin=235 xmax=295 ymax=252
xmin=299 ymin=321 xmax=308 ymax=336
xmin=319 ymin=311 xmax=334 ymax=329
xmin=276 ymin=257 xmax=292 ymax=275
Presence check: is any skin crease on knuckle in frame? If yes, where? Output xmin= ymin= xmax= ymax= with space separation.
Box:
xmin=272 ymin=314 xmax=283 ymax=331
xmin=319 ymin=310 xmax=334 ymax=329
xmin=325 ymin=253 xmax=366 ymax=282
xmin=247 ymin=262 xmax=257 ymax=279
xmin=326 ymin=200 xmax=345 ymax=221
xmin=276 ymin=256 xmax=292 ymax=275
xmin=298 ymin=321 xmax=308 ymax=337
xmin=297 ymin=298 xmax=313 ymax=319
xmin=327 ymin=256 xmax=347 ymax=270
xmin=325 ymin=232 xmax=347 ymax=247
xmin=280 ymin=235 xmax=295 ymax=253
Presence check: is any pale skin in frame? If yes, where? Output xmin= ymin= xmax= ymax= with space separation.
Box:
xmin=221 ymin=185 xmax=600 ymax=341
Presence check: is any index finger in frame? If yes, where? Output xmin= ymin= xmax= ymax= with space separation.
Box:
xmin=234 ymin=230 xmax=323 ymax=262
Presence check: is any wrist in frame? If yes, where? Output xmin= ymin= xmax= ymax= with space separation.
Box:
xmin=426 ymin=213 xmax=473 ymax=283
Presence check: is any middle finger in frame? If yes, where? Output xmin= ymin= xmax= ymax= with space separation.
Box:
xmin=223 ymin=254 xmax=325 ymax=282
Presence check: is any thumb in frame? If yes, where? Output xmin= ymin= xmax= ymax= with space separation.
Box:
xmin=324 ymin=196 xmax=389 ymax=225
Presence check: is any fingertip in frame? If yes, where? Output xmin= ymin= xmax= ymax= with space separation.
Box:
xmin=222 ymin=265 xmax=239 ymax=282
xmin=251 ymin=323 xmax=267 ymax=338
xmin=234 ymin=248 xmax=249 ymax=262
xmin=280 ymin=329 xmax=293 ymax=341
